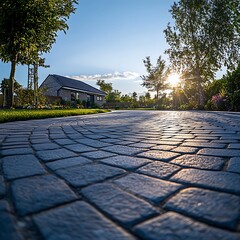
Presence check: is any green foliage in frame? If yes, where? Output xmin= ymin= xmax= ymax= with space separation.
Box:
xmin=0 ymin=0 xmax=77 ymax=63
xmin=209 ymin=0 xmax=240 ymax=70
xmin=96 ymin=80 xmax=113 ymax=93
xmin=0 ymin=78 xmax=21 ymax=94
xmin=178 ymin=103 xmax=197 ymax=110
xmin=145 ymin=92 xmax=151 ymax=100
xmin=141 ymin=56 xmax=169 ymax=99
xmin=15 ymin=87 xmax=46 ymax=107
xmin=164 ymin=0 xmax=240 ymax=107
xmin=204 ymin=65 xmax=240 ymax=111
xmin=0 ymin=0 xmax=78 ymax=107
xmin=120 ymin=94 xmax=132 ymax=103
xmin=172 ymin=88 xmax=189 ymax=109
xmin=222 ymin=65 xmax=240 ymax=111
xmin=106 ymin=90 xmax=121 ymax=103
xmin=205 ymin=78 xmax=227 ymax=101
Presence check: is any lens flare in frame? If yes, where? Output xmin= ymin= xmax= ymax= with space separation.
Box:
xmin=167 ymin=73 xmax=181 ymax=86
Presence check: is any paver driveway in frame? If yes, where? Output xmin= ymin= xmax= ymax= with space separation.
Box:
xmin=0 ymin=110 xmax=240 ymax=240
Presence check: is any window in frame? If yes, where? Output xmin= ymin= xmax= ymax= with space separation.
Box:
xmin=96 ymin=96 xmax=103 ymax=101
xmin=71 ymin=92 xmax=76 ymax=101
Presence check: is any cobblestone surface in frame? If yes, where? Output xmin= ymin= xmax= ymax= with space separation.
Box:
xmin=82 ymin=183 xmax=158 ymax=225
xmin=0 ymin=110 xmax=240 ymax=239
xmin=2 ymin=155 xmax=46 ymax=180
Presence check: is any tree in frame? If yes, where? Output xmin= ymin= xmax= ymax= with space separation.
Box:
xmin=141 ymin=56 xmax=169 ymax=99
xmin=105 ymin=90 xmax=121 ymax=105
xmin=0 ymin=0 xmax=77 ymax=108
xmin=120 ymin=94 xmax=132 ymax=103
xmin=145 ymin=92 xmax=151 ymax=100
xmin=164 ymin=0 xmax=240 ymax=108
xmin=96 ymin=80 xmax=113 ymax=93
xmin=138 ymin=95 xmax=146 ymax=108
xmin=0 ymin=78 xmax=21 ymax=107
xmin=30 ymin=58 xmax=50 ymax=108
xmin=130 ymin=92 xmax=139 ymax=108
xmin=132 ymin=92 xmax=137 ymax=101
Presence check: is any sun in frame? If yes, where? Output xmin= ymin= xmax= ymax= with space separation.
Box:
xmin=167 ymin=73 xmax=181 ymax=86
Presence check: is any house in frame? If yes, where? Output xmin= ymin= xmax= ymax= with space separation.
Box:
xmin=40 ymin=74 xmax=106 ymax=106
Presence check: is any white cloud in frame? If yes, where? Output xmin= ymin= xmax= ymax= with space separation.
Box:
xmin=134 ymin=80 xmax=143 ymax=83
xmin=68 ymin=71 xmax=140 ymax=81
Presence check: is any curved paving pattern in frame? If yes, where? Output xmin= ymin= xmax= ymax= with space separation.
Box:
xmin=0 ymin=110 xmax=240 ymax=240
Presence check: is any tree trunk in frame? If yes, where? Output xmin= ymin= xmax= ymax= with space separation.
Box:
xmin=3 ymin=88 xmax=7 ymax=108
xmin=196 ymin=68 xmax=205 ymax=108
xmin=8 ymin=58 xmax=17 ymax=108
xmin=33 ymin=63 xmax=38 ymax=108
xmin=156 ymin=87 xmax=159 ymax=99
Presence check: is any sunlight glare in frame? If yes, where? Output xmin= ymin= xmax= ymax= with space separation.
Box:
xmin=167 ymin=73 xmax=181 ymax=86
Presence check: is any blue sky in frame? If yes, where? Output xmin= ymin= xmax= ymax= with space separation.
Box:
xmin=1 ymin=0 xmax=214 ymax=95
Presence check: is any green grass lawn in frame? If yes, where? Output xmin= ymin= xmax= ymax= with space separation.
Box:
xmin=0 ymin=109 xmax=110 ymax=123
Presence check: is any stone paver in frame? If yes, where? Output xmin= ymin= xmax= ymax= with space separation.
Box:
xmin=100 ymin=155 xmax=152 ymax=170
xmin=228 ymin=143 xmax=240 ymax=149
xmin=114 ymin=173 xmax=182 ymax=203
xmin=56 ymin=163 xmax=125 ymax=187
xmin=136 ymin=161 xmax=181 ymax=179
xmin=137 ymin=150 xmax=180 ymax=161
xmin=134 ymin=212 xmax=240 ymax=240
xmin=0 ymin=200 xmax=24 ymax=240
xmin=32 ymin=143 xmax=60 ymax=151
xmin=164 ymin=187 xmax=240 ymax=229
xmin=0 ymin=147 xmax=33 ymax=156
xmin=82 ymin=183 xmax=158 ymax=225
xmin=80 ymin=150 xmax=117 ymax=159
xmin=198 ymin=148 xmax=240 ymax=157
xmin=170 ymin=154 xmax=225 ymax=170
xmin=1 ymin=110 xmax=240 ymax=239
xmin=102 ymin=145 xmax=143 ymax=155
xmin=227 ymin=157 xmax=240 ymax=174
xmin=11 ymin=175 xmax=77 ymax=216
xmin=2 ymin=155 xmax=46 ymax=180
xmin=46 ymin=156 xmax=92 ymax=171
xmin=36 ymin=148 xmax=78 ymax=162
xmin=181 ymin=141 xmax=226 ymax=149
xmin=53 ymin=138 xmax=76 ymax=145
xmin=0 ymin=176 xmax=6 ymax=198
xmin=76 ymin=138 xmax=112 ymax=148
xmin=33 ymin=201 xmax=135 ymax=240
xmin=64 ymin=143 xmax=97 ymax=153
xmin=171 ymin=168 xmax=240 ymax=194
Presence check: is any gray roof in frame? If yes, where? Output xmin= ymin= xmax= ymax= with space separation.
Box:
xmin=50 ymin=74 xmax=106 ymax=95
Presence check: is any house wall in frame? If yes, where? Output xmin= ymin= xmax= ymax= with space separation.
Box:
xmin=59 ymin=90 xmax=105 ymax=106
xmin=94 ymin=95 xmax=105 ymax=106
xmin=58 ymin=89 xmax=71 ymax=101
xmin=40 ymin=75 xmax=61 ymax=96
xmin=78 ymin=92 xmax=88 ymax=101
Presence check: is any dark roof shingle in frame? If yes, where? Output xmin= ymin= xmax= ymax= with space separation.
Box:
xmin=51 ymin=74 xmax=106 ymax=95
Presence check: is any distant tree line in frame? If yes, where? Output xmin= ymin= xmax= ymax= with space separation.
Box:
xmin=96 ymin=65 xmax=240 ymax=111
xmin=96 ymin=79 xmax=169 ymax=109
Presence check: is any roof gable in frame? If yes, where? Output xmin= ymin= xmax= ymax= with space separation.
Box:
xmin=51 ymin=74 xmax=106 ymax=95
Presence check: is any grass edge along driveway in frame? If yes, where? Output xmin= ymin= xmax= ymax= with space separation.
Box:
xmin=0 ymin=109 xmax=110 ymax=123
